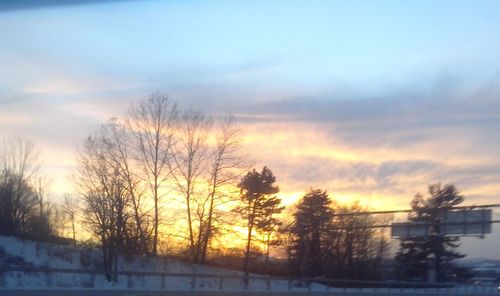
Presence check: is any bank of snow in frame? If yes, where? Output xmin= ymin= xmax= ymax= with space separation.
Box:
xmin=0 ymin=235 xmax=327 ymax=291
xmin=4 ymin=236 xmax=496 ymax=294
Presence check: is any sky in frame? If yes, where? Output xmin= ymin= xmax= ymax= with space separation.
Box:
xmin=1 ymin=0 xmax=500 ymax=258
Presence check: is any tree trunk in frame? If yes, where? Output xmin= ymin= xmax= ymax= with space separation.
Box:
xmin=71 ymin=213 xmax=76 ymax=246
xmin=244 ymin=202 xmax=256 ymax=284
xmin=200 ymin=181 xmax=217 ymax=264
xmin=264 ymin=231 xmax=271 ymax=275
xmin=153 ymin=180 xmax=158 ymax=256
xmin=244 ymin=223 xmax=253 ymax=283
xmin=186 ymin=179 xmax=196 ymax=262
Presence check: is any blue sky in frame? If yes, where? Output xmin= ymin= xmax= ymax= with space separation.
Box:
xmin=3 ymin=0 xmax=500 ymax=98
xmin=1 ymin=0 xmax=500 ymax=258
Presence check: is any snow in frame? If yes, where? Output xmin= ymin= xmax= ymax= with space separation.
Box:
xmin=0 ymin=235 xmax=498 ymax=294
xmin=0 ymin=236 xmax=328 ymax=291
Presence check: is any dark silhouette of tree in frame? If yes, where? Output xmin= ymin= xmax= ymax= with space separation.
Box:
xmin=259 ymin=210 xmax=283 ymax=274
xmin=327 ymin=202 xmax=389 ymax=280
xmin=169 ymin=113 xmax=248 ymax=264
xmin=288 ymin=189 xmax=333 ymax=278
xmin=0 ymin=137 xmax=52 ymax=238
xmin=77 ymin=121 xmax=149 ymax=280
xmin=287 ymin=191 xmax=389 ymax=280
xmin=0 ymin=172 xmax=37 ymax=235
xmin=128 ymin=94 xmax=177 ymax=256
xmin=395 ymin=183 xmax=465 ymax=282
xmin=199 ymin=116 xmax=248 ymax=264
xmin=105 ymin=118 xmax=151 ymax=256
xmin=74 ymin=96 xmax=248 ymax=264
xmin=169 ymin=110 xmax=212 ymax=263
xmin=29 ymin=176 xmax=54 ymax=242
xmin=61 ymin=194 xmax=79 ymax=245
xmin=235 ymin=166 xmax=283 ymax=281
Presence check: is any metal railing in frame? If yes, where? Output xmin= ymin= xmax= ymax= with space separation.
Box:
xmin=1 ymin=266 xmax=498 ymax=294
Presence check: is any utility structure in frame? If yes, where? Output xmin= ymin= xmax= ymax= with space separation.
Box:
xmin=390 ymin=204 xmax=496 ymax=239
xmin=332 ymin=204 xmax=500 ymax=283
xmin=391 ymin=204 xmax=497 ymax=283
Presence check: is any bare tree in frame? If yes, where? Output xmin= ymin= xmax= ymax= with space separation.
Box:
xmin=30 ymin=176 xmax=54 ymax=241
xmin=76 ymin=127 xmax=132 ymax=280
xmin=0 ymin=137 xmax=42 ymax=235
xmin=331 ymin=203 xmax=385 ymax=279
xmin=61 ymin=193 xmax=79 ymax=245
xmin=0 ymin=137 xmax=40 ymax=182
xmin=105 ymin=118 xmax=151 ymax=255
xmin=73 ymin=96 xmax=248 ymax=264
xmin=128 ymin=94 xmax=177 ymax=256
xmin=166 ymin=112 xmax=248 ymax=263
xmin=169 ymin=110 xmax=212 ymax=262
xmin=199 ymin=116 xmax=248 ymax=264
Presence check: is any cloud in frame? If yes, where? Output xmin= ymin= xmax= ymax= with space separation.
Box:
xmin=234 ymin=79 xmax=500 ymax=125
xmin=2 ymin=65 xmax=498 ymax=211
xmin=235 ymin=79 xmax=500 ymax=209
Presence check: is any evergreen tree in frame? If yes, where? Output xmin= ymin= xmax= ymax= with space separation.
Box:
xmin=287 ymin=191 xmax=389 ymax=280
xmin=235 ymin=166 xmax=283 ymax=280
xmin=289 ymin=189 xmax=333 ymax=277
xmin=395 ymin=183 xmax=465 ymax=282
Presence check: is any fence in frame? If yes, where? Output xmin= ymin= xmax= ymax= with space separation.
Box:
xmin=1 ymin=266 xmax=498 ymax=294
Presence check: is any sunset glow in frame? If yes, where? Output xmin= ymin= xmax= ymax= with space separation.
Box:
xmin=1 ymin=0 xmax=500 ymax=260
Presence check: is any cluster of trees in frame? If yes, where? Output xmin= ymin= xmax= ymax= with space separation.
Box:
xmin=209 ymin=168 xmax=390 ymax=281
xmin=1 ymin=94 xmax=470 ymax=283
xmin=0 ymin=138 xmax=52 ymax=240
xmin=75 ymin=94 xmax=248 ymax=278
xmin=74 ymin=94 xmax=395 ymax=281
xmin=0 ymin=137 xmax=77 ymax=246
xmin=284 ymin=184 xmax=468 ymax=282
xmin=285 ymin=189 xmax=389 ymax=280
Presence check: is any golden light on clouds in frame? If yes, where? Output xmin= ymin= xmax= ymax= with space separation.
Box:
xmin=238 ymin=120 xmax=500 ymax=212
xmin=8 ymin=107 xmax=496 ymax=217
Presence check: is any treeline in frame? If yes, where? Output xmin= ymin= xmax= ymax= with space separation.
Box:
xmin=0 ymin=138 xmax=53 ymax=240
xmin=0 ymin=94 xmax=468 ymax=283
xmin=233 ymin=173 xmax=390 ymax=281
xmin=0 ymin=138 xmax=75 ymax=245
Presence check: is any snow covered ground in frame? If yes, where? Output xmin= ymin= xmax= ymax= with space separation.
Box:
xmin=0 ymin=236 xmax=328 ymax=291
xmin=0 ymin=235 xmax=498 ymax=294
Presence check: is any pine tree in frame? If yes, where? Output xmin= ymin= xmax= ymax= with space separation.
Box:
xmin=395 ymin=183 xmax=465 ymax=282
xmin=289 ymin=189 xmax=333 ymax=278
xmin=235 ymin=166 xmax=283 ymax=279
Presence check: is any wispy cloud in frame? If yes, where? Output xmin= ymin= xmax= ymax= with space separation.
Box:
xmin=225 ymin=78 xmax=500 ymax=211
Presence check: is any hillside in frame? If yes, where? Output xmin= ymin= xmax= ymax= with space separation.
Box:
xmin=0 ymin=236 xmax=324 ymax=291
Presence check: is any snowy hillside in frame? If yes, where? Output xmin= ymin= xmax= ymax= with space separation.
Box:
xmin=2 ymin=236 xmax=498 ymax=294
xmin=0 ymin=235 xmax=326 ymax=291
